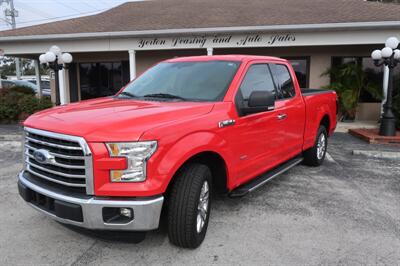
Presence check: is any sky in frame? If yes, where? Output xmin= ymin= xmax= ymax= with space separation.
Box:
xmin=0 ymin=0 xmax=141 ymax=31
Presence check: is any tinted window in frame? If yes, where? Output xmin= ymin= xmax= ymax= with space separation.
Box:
xmin=286 ymin=58 xmax=308 ymax=88
xmin=121 ymin=61 xmax=240 ymax=101
xmin=270 ymin=64 xmax=296 ymax=99
xmin=79 ymin=61 xmax=130 ymax=100
xmin=239 ymin=64 xmax=275 ymax=100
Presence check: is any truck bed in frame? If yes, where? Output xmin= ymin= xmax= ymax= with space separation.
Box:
xmin=301 ymin=88 xmax=337 ymax=149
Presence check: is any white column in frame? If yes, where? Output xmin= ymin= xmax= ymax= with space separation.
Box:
xmin=34 ymin=59 xmax=42 ymax=98
xmin=381 ymin=65 xmax=389 ymax=115
xmin=15 ymin=57 xmax=21 ymax=79
xmin=58 ymin=68 xmax=66 ymax=105
xmin=207 ymin=47 xmax=213 ymax=56
xmin=129 ymin=49 xmax=136 ymax=80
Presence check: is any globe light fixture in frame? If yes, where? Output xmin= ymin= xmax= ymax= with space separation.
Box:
xmin=39 ymin=54 xmax=46 ymax=64
xmin=371 ymin=37 xmax=400 ymax=136
xmin=371 ymin=50 xmax=382 ymax=60
xmin=394 ymin=49 xmax=400 ymax=60
xmin=61 ymin=53 xmax=73 ymax=64
xmin=49 ymin=45 xmax=61 ymax=56
xmin=385 ymin=36 xmax=399 ymax=50
xmin=44 ymin=51 xmax=56 ymax=62
xmin=39 ymin=46 xmax=73 ymax=105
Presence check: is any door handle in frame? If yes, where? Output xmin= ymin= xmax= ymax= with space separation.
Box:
xmin=277 ymin=113 xmax=287 ymax=120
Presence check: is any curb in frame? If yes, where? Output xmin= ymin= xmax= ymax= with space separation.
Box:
xmin=352 ymin=149 xmax=400 ymax=160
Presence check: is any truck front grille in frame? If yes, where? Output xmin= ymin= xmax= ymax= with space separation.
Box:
xmin=24 ymin=127 xmax=94 ymax=195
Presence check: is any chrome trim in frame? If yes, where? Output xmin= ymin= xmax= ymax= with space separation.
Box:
xmin=25 ymin=152 xmax=85 ymax=169
xmin=26 ymin=159 xmax=86 ymax=178
xmin=24 ymin=127 xmax=94 ymax=195
xmin=21 ymin=131 xmax=26 ymax=170
xmin=25 ymin=135 xmax=83 ymax=150
xmin=218 ymin=119 xmax=235 ymax=128
xmin=25 ymin=144 xmax=85 ymax=159
xmin=26 ymin=166 xmax=86 ymax=187
xmin=19 ymin=172 xmax=164 ymax=231
xmin=277 ymin=113 xmax=287 ymax=120
xmin=248 ymin=157 xmax=303 ymax=193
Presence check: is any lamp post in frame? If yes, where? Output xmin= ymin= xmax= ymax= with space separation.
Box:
xmin=371 ymin=37 xmax=400 ymax=136
xmin=39 ymin=46 xmax=73 ymax=105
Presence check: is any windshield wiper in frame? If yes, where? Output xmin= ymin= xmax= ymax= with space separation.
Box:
xmin=118 ymin=91 xmax=137 ymax=98
xmin=142 ymin=93 xmax=186 ymax=101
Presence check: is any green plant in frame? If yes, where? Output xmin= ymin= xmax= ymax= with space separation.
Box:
xmin=10 ymin=85 xmax=36 ymax=95
xmin=323 ymin=62 xmax=381 ymax=121
xmin=0 ymin=88 xmax=53 ymax=123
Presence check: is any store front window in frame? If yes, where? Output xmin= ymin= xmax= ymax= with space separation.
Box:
xmin=79 ymin=61 xmax=130 ymax=100
xmin=284 ymin=57 xmax=309 ymax=88
xmin=333 ymin=57 xmax=378 ymax=103
xmin=331 ymin=57 xmax=400 ymax=103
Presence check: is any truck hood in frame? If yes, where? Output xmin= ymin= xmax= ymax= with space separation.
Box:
xmin=24 ymin=97 xmax=214 ymax=142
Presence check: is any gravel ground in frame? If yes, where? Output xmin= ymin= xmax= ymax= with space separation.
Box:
xmin=0 ymin=131 xmax=399 ymax=265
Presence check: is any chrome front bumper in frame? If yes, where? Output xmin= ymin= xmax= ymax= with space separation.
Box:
xmin=18 ymin=171 xmax=164 ymax=231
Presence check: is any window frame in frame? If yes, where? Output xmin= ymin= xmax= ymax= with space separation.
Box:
xmin=269 ymin=63 xmax=297 ymax=101
xmin=234 ymin=62 xmax=279 ymax=117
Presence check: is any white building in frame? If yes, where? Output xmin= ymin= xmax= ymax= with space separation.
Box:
xmin=0 ymin=0 xmax=399 ymax=120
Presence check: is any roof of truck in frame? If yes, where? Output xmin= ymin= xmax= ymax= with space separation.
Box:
xmin=166 ymin=55 xmax=287 ymax=63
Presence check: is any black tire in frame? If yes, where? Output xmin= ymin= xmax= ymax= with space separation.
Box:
xmin=167 ymin=163 xmax=212 ymax=248
xmin=303 ymin=125 xmax=328 ymax=166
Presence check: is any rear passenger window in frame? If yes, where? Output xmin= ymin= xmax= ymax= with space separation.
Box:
xmin=270 ymin=64 xmax=296 ymax=99
xmin=239 ymin=64 xmax=275 ymax=100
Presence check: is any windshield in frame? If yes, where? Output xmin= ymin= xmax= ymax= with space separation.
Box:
xmin=118 ymin=60 xmax=240 ymax=101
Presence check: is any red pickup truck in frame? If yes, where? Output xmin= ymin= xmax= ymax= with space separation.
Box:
xmin=18 ymin=55 xmax=336 ymax=248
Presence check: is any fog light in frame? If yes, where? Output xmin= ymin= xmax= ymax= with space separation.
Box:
xmin=120 ymin=207 xmax=133 ymax=218
xmin=102 ymin=207 xmax=134 ymax=224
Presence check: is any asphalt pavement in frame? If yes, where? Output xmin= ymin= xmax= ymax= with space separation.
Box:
xmin=0 ymin=130 xmax=399 ymax=265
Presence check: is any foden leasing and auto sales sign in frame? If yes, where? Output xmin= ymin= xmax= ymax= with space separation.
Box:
xmin=134 ymin=33 xmax=296 ymax=50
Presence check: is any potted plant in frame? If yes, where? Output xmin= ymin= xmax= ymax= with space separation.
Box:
xmin=323 ymin=62 xmax=381 ymax=122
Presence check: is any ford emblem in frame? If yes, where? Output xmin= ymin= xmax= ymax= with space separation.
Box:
xmin=33 ymin=149 xmax=53 ymax=164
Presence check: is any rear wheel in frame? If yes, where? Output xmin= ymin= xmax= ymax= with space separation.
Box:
xmin=167 ymin=163 xmax=212 ymax=248
xmin=303 ymin=125 xmax=328 ymax=166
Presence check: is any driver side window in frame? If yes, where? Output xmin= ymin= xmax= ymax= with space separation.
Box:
xmin=239 ymin=64 xmax=276 ymax=100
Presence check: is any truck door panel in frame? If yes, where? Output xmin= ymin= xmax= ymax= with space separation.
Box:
xmin=270 ymin=63 xmax=306 ymax=161
xmin=228 ymin=63 xmax=284 ymax=186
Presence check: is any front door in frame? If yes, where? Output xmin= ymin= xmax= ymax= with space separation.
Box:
xmin=228 ymin=63 xmax=284 ymax=186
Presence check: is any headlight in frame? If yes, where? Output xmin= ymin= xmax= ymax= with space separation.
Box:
xmin=106 ymin=141 xmax=157 ymax=182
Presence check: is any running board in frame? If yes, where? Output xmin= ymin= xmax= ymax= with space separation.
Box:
xmin=228 ymin=156 xmax=303 ymax=198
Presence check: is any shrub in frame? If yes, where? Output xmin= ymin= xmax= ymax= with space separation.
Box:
xmin=0 ymin=88 xmax=53 ymax=123
xmin=10 ymin=85 xmax=35 ymax=95
xmin=322 ymin=62 xmax=381 ymax=121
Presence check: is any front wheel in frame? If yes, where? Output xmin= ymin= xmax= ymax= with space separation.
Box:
xmin=167 ymin=163 xmax=212 ymax=248
xmin=303 ymin=125 xmax=328 ymax=166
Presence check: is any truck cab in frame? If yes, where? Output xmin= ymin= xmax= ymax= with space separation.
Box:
xmin=18 ymin=55 xmax=337 ymax=248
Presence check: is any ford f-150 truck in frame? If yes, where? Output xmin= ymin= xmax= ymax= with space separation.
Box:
xmin=18 ymin=55 xmax=337 ymax=248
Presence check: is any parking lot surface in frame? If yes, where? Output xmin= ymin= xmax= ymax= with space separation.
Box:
xmin=0 ymin=132 xmax=399 ymax=265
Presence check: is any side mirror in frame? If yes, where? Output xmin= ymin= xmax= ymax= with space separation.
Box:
xmin=242 ymin=90 xmax=275 ymax=115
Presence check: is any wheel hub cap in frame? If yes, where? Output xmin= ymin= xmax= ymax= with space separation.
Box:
xmin=196 ymin=181 xmax=209 ymax=233
xmin=317 ymin=133 xmax=326 ymax=160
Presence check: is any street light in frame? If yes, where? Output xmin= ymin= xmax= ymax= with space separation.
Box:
xmin=371 ymin=37 xmax=400 ymax=136
xmin=39 ymin=46 xmax=73 ymax=105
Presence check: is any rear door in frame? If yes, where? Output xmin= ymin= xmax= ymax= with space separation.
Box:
xmin=230 ymin=62 xmax=284 ymax=185
xmin=269 ymin=63 xmax=306 ymax=160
